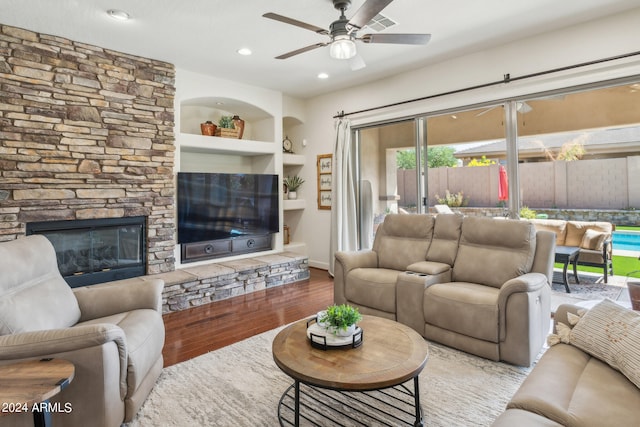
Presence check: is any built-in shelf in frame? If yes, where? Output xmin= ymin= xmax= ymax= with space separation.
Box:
xmin=283 ymin=153 xmax=305 ymax=166
xmin=283 ymin=199 xmax=306 ymax=210
xmin=179 ymin=132 xmax=274 ymax=156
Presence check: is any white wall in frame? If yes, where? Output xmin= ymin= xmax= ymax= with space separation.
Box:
xmin=298 ymin=8 xmax=640 ymax=270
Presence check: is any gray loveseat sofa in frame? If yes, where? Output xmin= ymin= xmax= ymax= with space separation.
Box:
xmin=334 ymin=213 xmax=556 ymax=366
xmin=0 ymin=235 xmax=165 ymax=427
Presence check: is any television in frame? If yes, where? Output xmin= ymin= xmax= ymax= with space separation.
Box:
xmin=177 ymin=172 xmax=279 ymax=245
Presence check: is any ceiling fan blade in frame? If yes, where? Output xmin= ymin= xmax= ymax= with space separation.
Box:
xmin=361 ymin=33 xmax=431 ymax=45
xmin=263 ymin=12 xmax=328 ymax=35
xmin=275 ymin=43 xmax=328 ymax=60
xmin=348 ymin=0 xmax=394 ymax=30
xmin=349 ymin=55 xmax=366 ymax=71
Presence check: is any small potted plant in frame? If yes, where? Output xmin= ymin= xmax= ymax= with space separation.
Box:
xmin=216 ymin=115 xmax=237 ymax=138
xmin=283 ymin=175 xmax=304 ymax=200
xmin=318 ymin=304 xmax=362 ymax=336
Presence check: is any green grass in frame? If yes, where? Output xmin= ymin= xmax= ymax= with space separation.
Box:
xmin=556 ymin=255 xmax=640 ymax=279
xmin=616 ymin=226 xmax=639 ymax=231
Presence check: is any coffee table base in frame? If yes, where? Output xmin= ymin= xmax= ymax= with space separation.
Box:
xmin=277 ymin=378 xmax=424 ymax=427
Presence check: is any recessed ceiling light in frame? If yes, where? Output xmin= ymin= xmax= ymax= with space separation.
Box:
xmin=317 ymin=73 xmax=329 ymax=79
xmin=237 ymin=48 xmax=252 ymax=56
xmin=107 ymin=9 xmax=130 ymax=21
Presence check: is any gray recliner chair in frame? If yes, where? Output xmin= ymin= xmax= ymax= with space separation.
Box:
xmin=0 ymin=235 xmax=165 ymax=427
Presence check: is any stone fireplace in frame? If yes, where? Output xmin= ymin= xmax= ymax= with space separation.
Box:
xmin=0 ymin=24 xmax=176 ymax=275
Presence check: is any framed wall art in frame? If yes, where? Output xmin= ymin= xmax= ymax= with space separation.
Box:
xmin=317 ymin=154 xmax=332 ymax=210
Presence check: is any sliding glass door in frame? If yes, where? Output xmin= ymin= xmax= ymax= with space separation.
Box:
xmin=354 ymin=77 xmax=640 ymax=250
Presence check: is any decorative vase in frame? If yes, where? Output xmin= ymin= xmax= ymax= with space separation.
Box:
xmin=200 ymin=121 xmax=216 ymax=136
xmin=316 ymin=311 xmax=328 ymax=328
xmin=231 ymin=115 xmax=245 ymax=139
xmin=288 ymin=191 xmax=297 ymax=200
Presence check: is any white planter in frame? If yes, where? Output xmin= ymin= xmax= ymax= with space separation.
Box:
xmin=329 ymin=324 xmax=357 ymax=337
xmin=288 ymin=191 xmax=297 ymax=200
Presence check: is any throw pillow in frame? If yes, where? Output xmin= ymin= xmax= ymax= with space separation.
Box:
xmin=580 ymin=229 xmax=607 ymax=250
xmin=570 ymin=299 xmax=640 ymax=389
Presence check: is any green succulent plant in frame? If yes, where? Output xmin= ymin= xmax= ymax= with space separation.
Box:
xmin=218 ymin=115 xmax=235 ymax=129
xmin=319 ymin=304 xmax=362 ymax=333
xmin=283 ymin=175 xmax=305 ymax=191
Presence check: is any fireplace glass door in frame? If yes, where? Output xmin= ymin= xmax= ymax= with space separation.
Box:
xmin=27 ymin=216 xmax=146 ymax=287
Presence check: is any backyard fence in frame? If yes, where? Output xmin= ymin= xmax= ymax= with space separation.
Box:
xmin=397 ymin=156 xmax=640 ymax=210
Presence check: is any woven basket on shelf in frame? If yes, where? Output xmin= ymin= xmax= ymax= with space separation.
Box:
xmin=215 ymin=128 xmax=240 ymax=138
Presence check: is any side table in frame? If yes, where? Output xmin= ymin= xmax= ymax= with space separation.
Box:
xmin=0 ymin=358 xmax=75 ymax=427
xmin=554 ymin=246 xmax=581 ymax=293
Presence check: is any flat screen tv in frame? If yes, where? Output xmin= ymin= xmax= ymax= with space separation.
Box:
xmin=177 ymin=172 xmax=279 ymax=244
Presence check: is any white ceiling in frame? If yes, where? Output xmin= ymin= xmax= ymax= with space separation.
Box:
xmin=1 ymin=0 xmax=639 ymax=99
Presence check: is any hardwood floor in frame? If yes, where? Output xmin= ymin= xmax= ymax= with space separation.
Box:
xmin=162 ymin=267 xmax=334 ymax=367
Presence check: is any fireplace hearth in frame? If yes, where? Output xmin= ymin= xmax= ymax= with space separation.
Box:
xmin=27 ymin=217 xmax=147 ymax=288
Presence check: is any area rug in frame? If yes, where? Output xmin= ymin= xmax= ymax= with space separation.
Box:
xmin=550 ymin=270 xmax=625 ymax=313
xmin=127 ymin=326 xmax=534 ymax=427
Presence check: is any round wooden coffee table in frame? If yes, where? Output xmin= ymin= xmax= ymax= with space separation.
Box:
xmin=272 ymin=315 xmax=429 ymax=426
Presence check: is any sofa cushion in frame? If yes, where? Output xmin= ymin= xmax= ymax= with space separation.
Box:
xmin=374 ymin=214 xmax=434 ymax=271
xmin=565 ymin=221 xmax=612 ymax=247
xmin=580 ymin=229 xmax=606 ymax=251
xmin=345 ymin=268 xmax=399 ymax=314
xmin=576 ymin=248 xmax=606 ymax=264
xmin=426 ymin=213 xmax=463 ymax=265
xmin=530 ymin=219 xmax=567 ymax=246
xmin=506 ymin=343 xmax=640 ymax=427
xmin=452 ymin=217 xmax=535 ymax=288
xmin=569 ymin=299 xmax=640 ymax=389
xmin=0 ymin=235 xmax=81 ymax=335
xmin=423 ymin=282 xmax=500 ymax=342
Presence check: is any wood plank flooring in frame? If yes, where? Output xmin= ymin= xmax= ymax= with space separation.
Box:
xmin=162 ymin=267 xmax=334 ymax=367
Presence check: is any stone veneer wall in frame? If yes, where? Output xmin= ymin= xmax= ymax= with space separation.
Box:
xmin=0 ymin=24 xmax=176 ymax=274
xmin=156 ymin=252 xmax=309 ymax=313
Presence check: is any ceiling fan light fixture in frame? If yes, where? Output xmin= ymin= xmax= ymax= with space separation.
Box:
xmin=329 ymin=35 xmax=356 ymax=59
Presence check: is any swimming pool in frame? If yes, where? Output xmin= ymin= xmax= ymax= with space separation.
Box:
xmin=613 ymin=230 xmax=640 ymax=252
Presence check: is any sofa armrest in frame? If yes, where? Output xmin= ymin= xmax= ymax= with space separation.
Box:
xmin=335 ymin=250 xmax=378 ymax=272
xmin=0 ymin=323 xmax=128 ymax=398
xmin=497 ymin=272 xmax=549 ymax=340
xmin=333 ymin=250 xmax=378 ymax=305
xmin=553 ymin=303 xmax=583 ymax=333
xmin=73 ymin=278 xmax=164 ymax=322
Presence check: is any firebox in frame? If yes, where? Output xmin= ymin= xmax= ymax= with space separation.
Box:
xmin=26 ymin=216 xmax=147 ymax=288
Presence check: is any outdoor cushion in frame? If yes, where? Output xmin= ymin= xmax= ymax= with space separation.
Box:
xmin=580 ymin=229 xmax=607 ymax=250
xmin=565 ymin=221 xmax=612 ymax=247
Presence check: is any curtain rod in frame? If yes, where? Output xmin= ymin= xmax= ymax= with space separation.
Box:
xmin=333 ymin=50 xmax=640 ymax=119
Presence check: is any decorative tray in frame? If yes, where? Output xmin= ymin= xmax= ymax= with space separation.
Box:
xmin=306 ymin=317 xmax=363 ymax=350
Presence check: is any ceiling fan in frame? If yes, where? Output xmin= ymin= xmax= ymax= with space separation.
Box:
xmin=263 ymin=0 xmax=431 ymax=69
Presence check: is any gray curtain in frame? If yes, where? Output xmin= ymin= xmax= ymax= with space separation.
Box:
xmin=329 ymin=118 xmax=358 ymax=276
